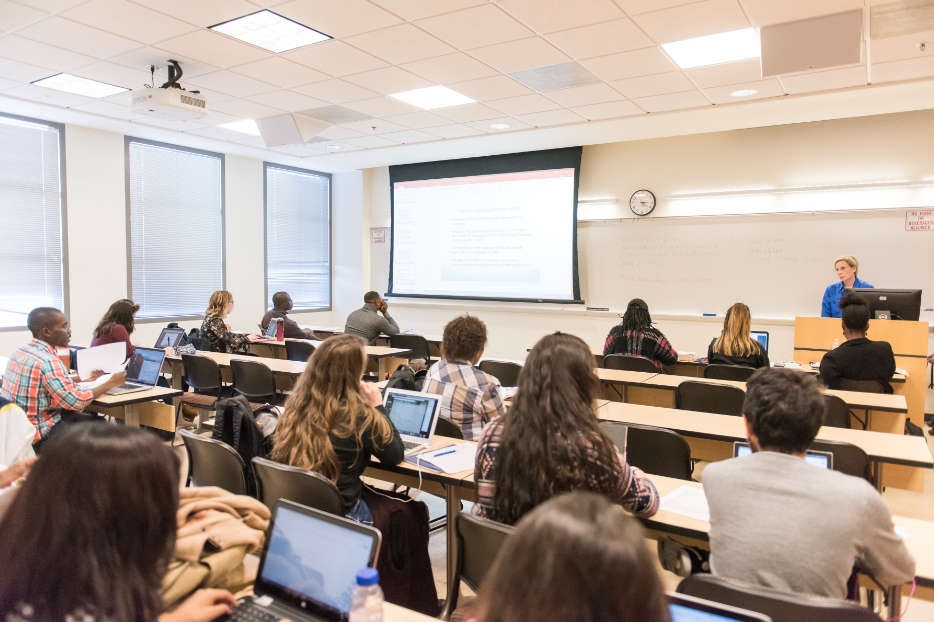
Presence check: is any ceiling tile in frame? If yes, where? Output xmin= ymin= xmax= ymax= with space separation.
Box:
xmin=870 ymin=30 xmax=934 ymax=64
xmin=0 ymin=1 xmax=49 ymax=33
xmin=185 ymin=70 xmax=278 ymax=97
xmin=871 ymin=56 xmax=934 ymax=84
xmin=422 ymin=123 xmax=486 ymax=138
xmin=341 ymin=96 xmax=421 ymax=117
xmin=192 ymin=109 xmax=244 ymax=126
xmin=486 ymin=93 xmax=562 ymax=115
xmin=581 ymin=47 xmax=678 ymax=81
xmin=447 ymin=74 xmax=534 ymax=100
xmin=4 ymin=82 xmax=94 ymax=106
xmin=210 ymin=98 xmax=284 ymax=118
xmin=0 ymin=35 xmax=97 ymax=72
xmin=186 ymin=125 xmax=254 ymax=140
xmin=609 ymin=71 xmax=694 ymax=98
xmin=141 ymin=117 xmax=210 ymax=131
xmin=341 ymin=135 xmax=401 ymax=148
xmin=292 ymin=78 xmax=381 ymax=103
xmin=631 ymin=0 xmax=750 ymax=45
xmin=367 ymin=0 xmax=487 ymax=21
xmin=0 ymin=76 xmax=21 ymax=91
xmin=544 ymin=82 xmax=623 ymax=107
xmin=498 ymin=0 xmax=625 ymax=34
xmin=18 ymin=0 xmax=86 ymax=14
xmin=416 ymin=5 xmax=533 ymax=50
xmin=401 ymin=53 xmax=498 ymax=84
xmin=469 ymin=37 xmax=571 ymax=73
xmin=316 ymin=125 xmax=367 ymax=139
xmin=570 ymin=99 xmax=644 ymax=119
xmin=463 ymin=117 xmax=532 ymax=132
xmin=702 ymin=77 xmax=784 ymax=104
xmin=62 ymin=0 xmax=197 ymax=44
xmin=612 ymin=0 xmax=701 ymax=15
xmin=780 ymin=65 xmax=866 ymax=93
xmin=284 ymin=40 xmax=388 ymax=77
xmin=108 ymin=47 xmax=219 ymax=79
xmin=229 ymin=136 xmax=269 ymax=148
xmin=71 ymin=61 xmax=153 ymax=90
xmin=229 ymin=57 xmax=329 ymax=89
xmin=381 ymin=110 xmax=455 ymax=129
xmin=271 ymin=144 xmax=328 ymax=156
xmin=741 ymin=0 xmax=862 ymax=27
xmin=433 ymin=102 xmax=503 ymax=122
xmin=545 ymin=19 xmax=654 ymax=60
xmin=0 ymin=57 xmax=54 ymax=82
xmin=378 ymin=129 xmax=438 ymax=143
xmin=513 ymin=108 xmax=585 ymax=126
xmin=342 ymin=66 xmax=434 ymax=95
xmin=17 ymin=17 xmax=143 ymax=59
xmin=246 ymin=89 xmax=329 ymax=111
xmin=135 ymin=0 xmax=270 ymax=28
xmin=344 ymin=24 xmax=455 ymax=65
xmin=631 ymin=89 xmax=710 ymax=112
xmin=316 ymin=140 xmax=364 ymax=152
xmin=275 ymin=0 xmax=403 ymax=39
xmin=339 ymin=119 xmax=409 ymax=134
xmin=684 ymin=58 xmax=762 ymax=88
xmin=155 ymin=30 xmax=271 ymax=69
xmin=72 ymin=99 xmax=143 ymax=119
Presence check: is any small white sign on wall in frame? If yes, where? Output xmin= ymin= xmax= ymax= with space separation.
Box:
xmin=371 ymin=227 xmax=387 ymax=243
xmin=905 ymin=210 xmax=932 ymax=231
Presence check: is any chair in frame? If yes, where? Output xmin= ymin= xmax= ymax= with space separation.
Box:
xmin=252 ymin=457 xmax=344 ymax=515
xmin=435 ymin=416 xmax=464 ymax=440
xmin=478 ymin=360 xmax=523 ymax=387
xmin=389 ymin=334 xmax=432 ymax=364
xmin=837 ymin=378 xmax=884 ymax=394
xmin=822 ymin=394 xmax=853 ymax=429
xmin=809 ymin=439 xmax=873 ymax=485
xmin=677 ymin=381 xmax=745 ymax=416
xmin=284 ymin=340 xmax=316 ymax=363
xmin=439 ymin=513 xmax=515 ymax=620
xmin=178 ymin=429 xmax=247 ymax=495
xmin=677 ymin=574 xmax=881 ymax=622
xmin=230 ymin=359 xmax=278 ymax=404
xmin=704 ymin=364 xmax=756 ymax=382
xmin=68 ymin=345 xmax=85 ymax=373
xmin=603 ymin=354 xmax=661 ymax=374
xmin=600 ymin=421 xmax=693 ymax=480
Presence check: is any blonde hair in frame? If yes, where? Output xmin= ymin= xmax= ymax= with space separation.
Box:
xmin=834 ymin=255 xmax=859 ymax=276
xmin=712 ymin=303 xmax=761 ymax=358
xmin=205 ymin=291 xmax=233 ymax=318
xmin=270 ymin=334 xmax=394 ymax=481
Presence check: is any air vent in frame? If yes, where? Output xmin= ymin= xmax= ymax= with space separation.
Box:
xmin=871 ymin=0 xmax=934 ymax=38
xmin=507 ymin=61 xmax=602 ymax=93
xmin=297 ymin=105 xmax=372 ymax=124
xmin=180 ymin=94 xmax=205 ymax=108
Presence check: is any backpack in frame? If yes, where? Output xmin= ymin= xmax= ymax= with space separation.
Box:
xmin=212 ymin=395 xmax=277 ymax=496
xmin=186 ymin=328 xmax=211 ymax=352
xmin=383 ymin=364 xmax=425 ymax=393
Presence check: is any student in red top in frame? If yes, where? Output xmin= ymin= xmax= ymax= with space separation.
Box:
xmin=90 ymin=299 xmax=140 ymax=359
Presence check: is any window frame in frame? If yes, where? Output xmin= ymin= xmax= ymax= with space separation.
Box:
xmin=124 ymin=136 xmax=226 ymax=323
xmin=263 ymin=161 xmax=332 ymax=313
xmin=0 ymin=111 xmax=69 ymax=332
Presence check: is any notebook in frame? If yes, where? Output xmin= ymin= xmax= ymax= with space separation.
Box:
xmin=107 ymin=347 xmax=165 ymax=395
xmin=669 ymin=593 xmax=772 ymax=622
xmin=733 ymin=441 xmax=833 ymax=470
xmin=382 ymin=388 xmax=442 ymax=455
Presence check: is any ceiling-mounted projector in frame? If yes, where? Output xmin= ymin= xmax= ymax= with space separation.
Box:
xmin=129 ymin=59 xmax=208 ymax=122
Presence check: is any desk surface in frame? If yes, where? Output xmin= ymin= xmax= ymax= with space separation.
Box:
xmin=595 ymin=368 xmax=660 ymax=385
xmin=366 ymin=435 xmax=475 ymax=488
xmin=92 ymin=386 xmax=182 ymax=407
xmin=256 ymin=339 xmax=413 ymax=359
xmin=167 ymin=351 xmax=307 ymax=375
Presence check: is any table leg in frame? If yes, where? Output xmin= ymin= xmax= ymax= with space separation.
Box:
xmin=887 ymin=584 xmax=902 ymax=618
xmin=170 ymin=359 xmax=184 ymax=390
xmin=124 ymin=403 xmax=140 ymax=428
xmin=378 ymin=358 xmax=388 ymax=379
xmin=874 ymin=461 xmax=885 ymax=493
xmin=445 ymin=485 xmax=463 ymax=587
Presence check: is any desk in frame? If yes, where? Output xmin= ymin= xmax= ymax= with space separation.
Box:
xmin=85 ymin=386 xmax=182 ymax=431
xmin=165 ymin=351 xmax=306 ymax=392
xmin=250 ymin=340 xmax=413 ymax=378
xmin=595 ymin=368 xmax=660 ymax=402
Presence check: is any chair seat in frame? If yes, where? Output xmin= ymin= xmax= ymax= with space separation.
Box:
xmin=178 ymin=393 xmax=267 ymax=411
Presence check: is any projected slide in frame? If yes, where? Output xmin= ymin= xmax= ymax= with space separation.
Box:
xmin=391 ymin=168 xmax=576 ymax=301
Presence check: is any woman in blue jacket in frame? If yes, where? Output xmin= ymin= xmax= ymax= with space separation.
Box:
xmin=821 ymin=255 xmax=873 ymax=318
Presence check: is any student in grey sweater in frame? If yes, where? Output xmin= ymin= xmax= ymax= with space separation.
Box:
xmin=704 ymin=368 xmax=915 ymax=600
xmin=343 ymin=291 xmax=401 ymax=346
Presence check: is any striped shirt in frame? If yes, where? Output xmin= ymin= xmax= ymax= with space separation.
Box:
xmin=603 ymin=325 xmax=678 ymax=371
xmin=422 ymin=359 xmax=506 ymax=441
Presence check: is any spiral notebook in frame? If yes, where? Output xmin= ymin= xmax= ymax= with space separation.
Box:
xmin=405 ymin=443 xmax=477 ymax=474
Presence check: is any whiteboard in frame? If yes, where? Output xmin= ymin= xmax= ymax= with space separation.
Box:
xmin=580 ymin=210 xmax=934 ymax=320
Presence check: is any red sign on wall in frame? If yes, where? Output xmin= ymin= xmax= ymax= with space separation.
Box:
xmin=905 ymin=211 xmax=932 ymax=231
xmin=371 ymin=228 xmax=386 ymax=243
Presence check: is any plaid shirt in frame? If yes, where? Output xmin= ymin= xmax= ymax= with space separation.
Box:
xmin=0 ymin=339 xmax=94 ymax=443
xmin=604 ymin=326 xmax=678 ymax=371
xmin=422 ymin=359 xmax=506 ymax=441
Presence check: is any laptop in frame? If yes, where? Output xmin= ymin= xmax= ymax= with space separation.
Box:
xmin=733 ymin=441 xmax=833 ymax=470
xmin=225 ymin=500 xmax=381 ymax=622
xmin=750 ymin=331 xmax=769 ymax=353
xmin=154 ymin=327 xmax=186 ymax=349
xmin=669 ymin=592 xmax=772 ymax=622
xmin=382 ymin=388 xmax=442 ymax=455
xmin=107 ymin=347 xmax=166 ymax=395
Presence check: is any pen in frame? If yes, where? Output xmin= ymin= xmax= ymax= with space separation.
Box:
xmin=433 ymin=449 xmax=455 ymax=457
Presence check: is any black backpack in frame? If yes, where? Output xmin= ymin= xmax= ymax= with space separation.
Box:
xmin=383 ymin=364 xmax=426 ymax=393
xmin=212 ymin=395 xmax=274 ymax=496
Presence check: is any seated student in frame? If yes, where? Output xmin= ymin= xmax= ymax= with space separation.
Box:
xmin=475 ymin=332 xmax=659 ymax=525
xmin=90 ymin=298 xmax=140 ymax=359
xmin=0 ymin=424 xmax=236 ymax=622
xmin=423 ymin=315 xmax=506 ymax=441
xmin=271 ymin=334 xmax=403 ymax=524
xmin=261 ymin=291 xmax=321 ymax=340
xmin=704 ymin=368 xmax=915 ymax=599
xmin=708 ymin=302 xmax=770 ymax=369
xmin=472 ymin=492 xmax=669 ymax=622
xmin=0 ymin=308 xmax=125 ymax=451
xmin=0 ymin=397 xmax=36 ymax=468
xmin=200 ymin=291 xmax=259 ymax=354
xmin=343 ymin=291 xmax=400 ymax=346
xmin=819 ymin=292 xmax=896 ymax=393
xmin=604 ymin=298 xmax=677 ymax=371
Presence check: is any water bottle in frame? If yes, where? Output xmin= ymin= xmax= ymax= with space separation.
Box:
xmin=832 ymin=339 xmax=840 ymax=350
xmin=349 ymin=568 xmax=383 ymax=622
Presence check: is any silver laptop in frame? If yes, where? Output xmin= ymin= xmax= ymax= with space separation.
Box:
xmin=108 ymin=347 xmax=166 ymax=395
xmin=382 ymin=388 xmax=442 ymax=455
xmin=733 ymin=441 xmax=833 ymax=470
xmin=669 ymin=592 xmax=771 ymax=622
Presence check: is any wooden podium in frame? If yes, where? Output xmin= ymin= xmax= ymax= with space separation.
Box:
xmin=794 ymin=317 xmax=929 ymax=429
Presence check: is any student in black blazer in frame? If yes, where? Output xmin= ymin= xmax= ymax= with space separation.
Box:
xmin=819 ymin=292 xmax=896 ymax=393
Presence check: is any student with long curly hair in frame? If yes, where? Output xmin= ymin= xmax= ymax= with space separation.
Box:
xmin=90 ymin=299 xmax=140 ymax=359
xmin=708 ymin=303 xmax=769 ymax=369
xmin=475 ymin=332 xmax=659 ymax=525
xmin=603 ymin=298 xmax=677 ymax=371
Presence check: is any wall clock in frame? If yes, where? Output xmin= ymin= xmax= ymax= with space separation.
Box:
xmin=630 ymin=189 xmax=656 ymax=216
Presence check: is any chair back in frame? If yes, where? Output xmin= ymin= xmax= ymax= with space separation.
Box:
xmin=677 ymin=381 xmax=745 ymax=416
xmin=809 ymin=439 xmax=873 ymax=485
xmin=600 ymin=421 xmax=693 ymax=480
xmin=440 ymin=513 xmax=514 ymax=620
xmin=230 ymin=359 xmax=276 ymax=402
xmin=435 ymin=416 xmax=464 ymax=440
xmin=677 ymin=574 xmax=879 ymax=622
xmin=284 ymin=340 xmax=316 ymax=363
xmin=821 ymin=394 xmax=851 ymax=429
xmin=477 ymin=361 xmax=523 ymax=387
xmin=389 ymin=335 xmax=431 ymax=361
xmin=837 ymin=378 xmax=883 ymax=394
xmin=252 ymin=457 xmax=344 ymax=515
xmin=182 ymin=354 xmax=223 ymax=395
xmin=178 ymin=429 xmax=246 ymax=494
xmin=704 ymin=364 xmax=756 ymax=382
xmin=603 ymin=354 xmax=660 ymax=373
xmin=68 ymin=346 xmax=85 ymax=373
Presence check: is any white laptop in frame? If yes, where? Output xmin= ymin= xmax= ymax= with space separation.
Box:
xmin=108 ymin=347 xmax=166 ymax=395
xmin=381 ymin=388 xmax=442 ymax=455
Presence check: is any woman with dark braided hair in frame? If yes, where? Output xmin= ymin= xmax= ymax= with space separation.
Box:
xmin=603 ymin=298 xmax=678 ymax=372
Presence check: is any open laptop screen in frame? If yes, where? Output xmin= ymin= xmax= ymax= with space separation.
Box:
xmin=154 ymin=327 xmax=185 ymax=348
xmin=384 ymin=390 xmax=440 ymax=439
xmin=669 ymin=593 xmax=771 ymax=622
xmin=750 ymin=331 xmax=769 ymax=352
xmin=734 ymin=442 xmax=832 ymax=470
xmin=125 ymin=348 xmax=165 ymax=385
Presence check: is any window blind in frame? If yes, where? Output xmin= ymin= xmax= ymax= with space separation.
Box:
xmin=265 ymin=164 xmax=330 ymax=310
xmin=0 ymin=114 xmax=65 ymax=329
xmin=128 ymin=140 xmax=223 ymax=319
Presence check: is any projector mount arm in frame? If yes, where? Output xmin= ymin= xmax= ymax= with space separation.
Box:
xmin=160 ymin=59 xmax=184 ymax=90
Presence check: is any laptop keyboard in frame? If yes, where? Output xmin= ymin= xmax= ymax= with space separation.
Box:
xmin=115 ymin=383 xmax=143 ymax=391
xmin=217 ymin=601 xmax=279 ymax=622
xmin=403 ymin=440 xmax=421 ymax=451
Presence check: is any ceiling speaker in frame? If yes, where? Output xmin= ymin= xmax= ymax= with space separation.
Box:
xmin=761 ymin=9 xmax=863 ymax=77
xmin=255 ymin=113 xmax=331 ymax=148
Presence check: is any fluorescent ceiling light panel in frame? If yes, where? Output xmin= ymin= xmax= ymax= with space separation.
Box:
xmin=218 ymin=119 xmax=261 ymax=135
xmin=389 ymin=86 xmax=475 ymax=110
xmin=489 ymin=123 xmax=511 ymax=129
xmin=731 ymin=89 xmax=757 ymax=97
xmin=32 ymin=74 xmax=128 ymax=98
xmin=210 ymin=10 xmax=330 ymax=54
xmin=662 ymin=28 xmax=760 ymax=69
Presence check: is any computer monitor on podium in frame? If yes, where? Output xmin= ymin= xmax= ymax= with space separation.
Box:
xmin=850 ymin=289 xmax=922 ymax=321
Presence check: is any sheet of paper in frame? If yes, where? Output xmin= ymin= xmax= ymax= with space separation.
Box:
xmin=77 ymin=373 xmax=114 ymax=390
xmin=659 ymin=486 xmax=710 ymax=523
xmin=500 ymin=387 xmax=518 ymax=398
xmin=77 ymin=343 xmax=127 ymax=380
xmin=895 ymin=368 xmax=908 ymax=377
xmin=401 ymin=329 xmax=421 ymax=335
xmin=419 ymin=443 xmax=477 ymax=474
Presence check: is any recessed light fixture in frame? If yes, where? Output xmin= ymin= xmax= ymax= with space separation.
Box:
xmin=32 ymin=74 xmax=128 ymax=98
xmin=489 ymin=123 xmax=511 ymax=129
xmin=661 ymin=28 xmax=760 ymax=69
xmin=731 ymin=89 xmax=758 ymax=97
xmin=218 ymin=119 xmax=261 ymax=135
xmin=325 ymin=144 xmax=343 ymax=150
xmin=209 ymin=10 xmax=330 ymax=54
xmin=389 ymin=85 xmax=475 ymax=110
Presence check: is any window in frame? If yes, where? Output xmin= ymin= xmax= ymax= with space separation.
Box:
xmin=0 ymin=113 xmax=66 ymax=329
xmin=127 ymin=138 xmax=224 ymax=319
xmin=265 ymin=163 xmax=331 ymax=310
